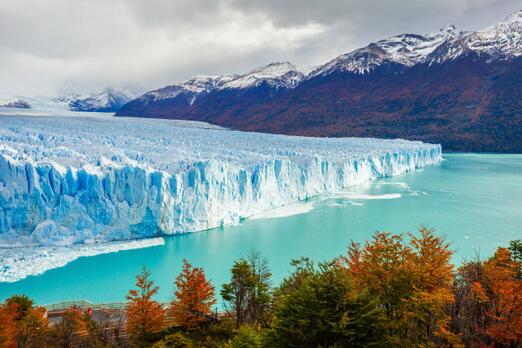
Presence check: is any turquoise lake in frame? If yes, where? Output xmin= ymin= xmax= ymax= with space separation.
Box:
xmin=0 ymin=153 xmax=520 ymax=305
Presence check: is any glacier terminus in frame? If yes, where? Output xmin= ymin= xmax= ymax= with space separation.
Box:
xmin=0 ymin=111 xmax=441 ymax=280
xmin=0 ymin=113 xmax=442 ymax=246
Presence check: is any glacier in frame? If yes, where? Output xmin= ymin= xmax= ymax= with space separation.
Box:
xmin=0 ymin=112 xmax=441 ymax=281
xmin=0 ymin=113 xmax=441 ymax=247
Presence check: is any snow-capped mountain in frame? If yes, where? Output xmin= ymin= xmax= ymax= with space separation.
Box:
xmin=429 ymin=10 xmax=522 ymax=63
xmin=68 ymin=88 xmax=134 ymax=112
xmin=222 ymin=62 xmax=304 ymax=89
xmin=133 ymin=74 xmax=237 ymax=110
xmin=312 ymin=10 xmax=521 ymax=76
xmin=118 ymin=10 xmax=522 ymax=152
xmin=120 ymin=10 xmax=522 ymax=107
xmin=118 ymin=62 xmax=305 ymax=118
xmin=149 ymin=75 xmax=237 ymax=101
xmin=139 ymin=62 xmax=303 ymax=100
xmin=311 ymin=25 xmax=461 ymax=76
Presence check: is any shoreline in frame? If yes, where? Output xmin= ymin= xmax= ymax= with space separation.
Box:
xmin=0 ymin=238 xmax=165 ymax=283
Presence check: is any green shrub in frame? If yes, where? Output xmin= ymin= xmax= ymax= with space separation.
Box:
xmin=225 ymin=325 xmax=263 ymax=348
xmin=152 ymin=332 xmax=194 ymax=348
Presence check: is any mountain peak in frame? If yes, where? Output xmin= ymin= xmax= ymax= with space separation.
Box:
xmin=240 ymin=61 xmax=300 ymax=77
xmin=311 ymin=27 xmax=459 ymax=76
xmin=182 ymin=74 xmax=237 ymax=93
xmin=68 ymin=88 xmax=133 ymax=112
xmin=439 ymin=24 xmax=457 ymax=33
xmin=255 ymin=61 xmax=297 ymax=71
xmin=448 ymin=9 xmax=522 ymax=60
xmin=102 ymin=87 xmax=118 ymax=94
xmin=311 ymin=11 xmax=522 ymax=77
xmin=140 ymin=74 xmax=236 ymax=104
xmin=222 ymin=62 xmax=304 ymax=89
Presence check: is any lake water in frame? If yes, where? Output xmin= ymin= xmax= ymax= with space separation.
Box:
xmin=0 ymin=153 xmax=520 ymax=305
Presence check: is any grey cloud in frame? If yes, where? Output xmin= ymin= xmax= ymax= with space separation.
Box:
xmin=0 ymin=0 xmax=519 ymax=96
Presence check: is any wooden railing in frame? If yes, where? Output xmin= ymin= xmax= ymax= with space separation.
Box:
xmin=44 ymin=299 xmax=131 ymax=313
xmin=43 ymin=299 xmax=222 ymax=326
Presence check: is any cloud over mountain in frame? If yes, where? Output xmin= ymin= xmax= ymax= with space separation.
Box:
xmin=0 ymin=0 xmax=520 ymax=95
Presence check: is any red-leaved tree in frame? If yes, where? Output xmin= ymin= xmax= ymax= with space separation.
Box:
xmin=171 ymin=259 xmax=216 ymax=329
xmin=126 ymin=267 xmax=165 ymax=343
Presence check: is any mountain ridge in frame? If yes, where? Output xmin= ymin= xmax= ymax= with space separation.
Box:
xmin=117 ymin=10 xmax=522 ymax=152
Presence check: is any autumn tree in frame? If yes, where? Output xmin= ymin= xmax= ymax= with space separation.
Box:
xmin=0 ymin=295 xmax=49 ymax=348
xmin=451 ymin=258 xmax=487 ymax=345
xmin=483 ymin=247 xmax=522 ymax=345
xmin=453 ymin=246 xmax=522 ymax=346
xmin=0 ymin=302 xmax=16 ymax=348
xmin=14 ymin=307 xmax=49 ymax=348
xmin=407 ymin=228 xmax=456 ymax=344
xmin=340 ymin=227 xmax=458 ymax=346
xmin=171 ymin=259 xmax=216 ymax=329
xmin=126 ymin=267 xmax=165 ymax=344
xmin=5 ymin=295 xmax=33 ymax=319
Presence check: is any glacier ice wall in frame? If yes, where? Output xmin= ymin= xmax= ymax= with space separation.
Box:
xmin=0 ymin=114 xmax=442 ymax=247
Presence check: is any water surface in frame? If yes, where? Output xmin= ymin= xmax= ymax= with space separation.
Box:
xmin=0 ymin=154 xmax=520 ymax=304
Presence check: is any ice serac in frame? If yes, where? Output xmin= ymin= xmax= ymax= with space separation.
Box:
xmin=0 ymin=114 xmax=442 ymax=247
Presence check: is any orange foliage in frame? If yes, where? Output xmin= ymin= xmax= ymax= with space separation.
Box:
xmin=482 ymin=248 xmax=522 ymax=345
xmin=64 ymin=307 xmax=87 ymax=332
xmin=170 ymin=259 xmax=216 ymax=329
xmin=0 ymin=304 xmax=16 ymax=348
xmin=453 ymin=247 xmax=522 ymax=347
xmin=14 ymin=306 xmax=49 ymax=347
xmin=341 ymin=227 xmax=457 ymax=345
xmin=0 ymin=299 xmax=49 ymax=348
xmin=126 ymin=268 xmax=165 ymax=340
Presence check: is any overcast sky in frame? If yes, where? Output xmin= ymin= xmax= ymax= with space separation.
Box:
xmin=0 ymin=0 xmax=520 ymax=96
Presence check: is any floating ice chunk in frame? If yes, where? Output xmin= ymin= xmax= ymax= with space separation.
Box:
xmin=249 ymin=201 xmax=315 ymax=220
xmin=337 ymin=193 xmax=402 ymax=200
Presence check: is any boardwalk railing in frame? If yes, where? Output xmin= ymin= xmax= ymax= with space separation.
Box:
xmin=43 ymin=299 xmax=221 ymax=326
xmin=44 ymin=299 xmax=129 ymax=313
